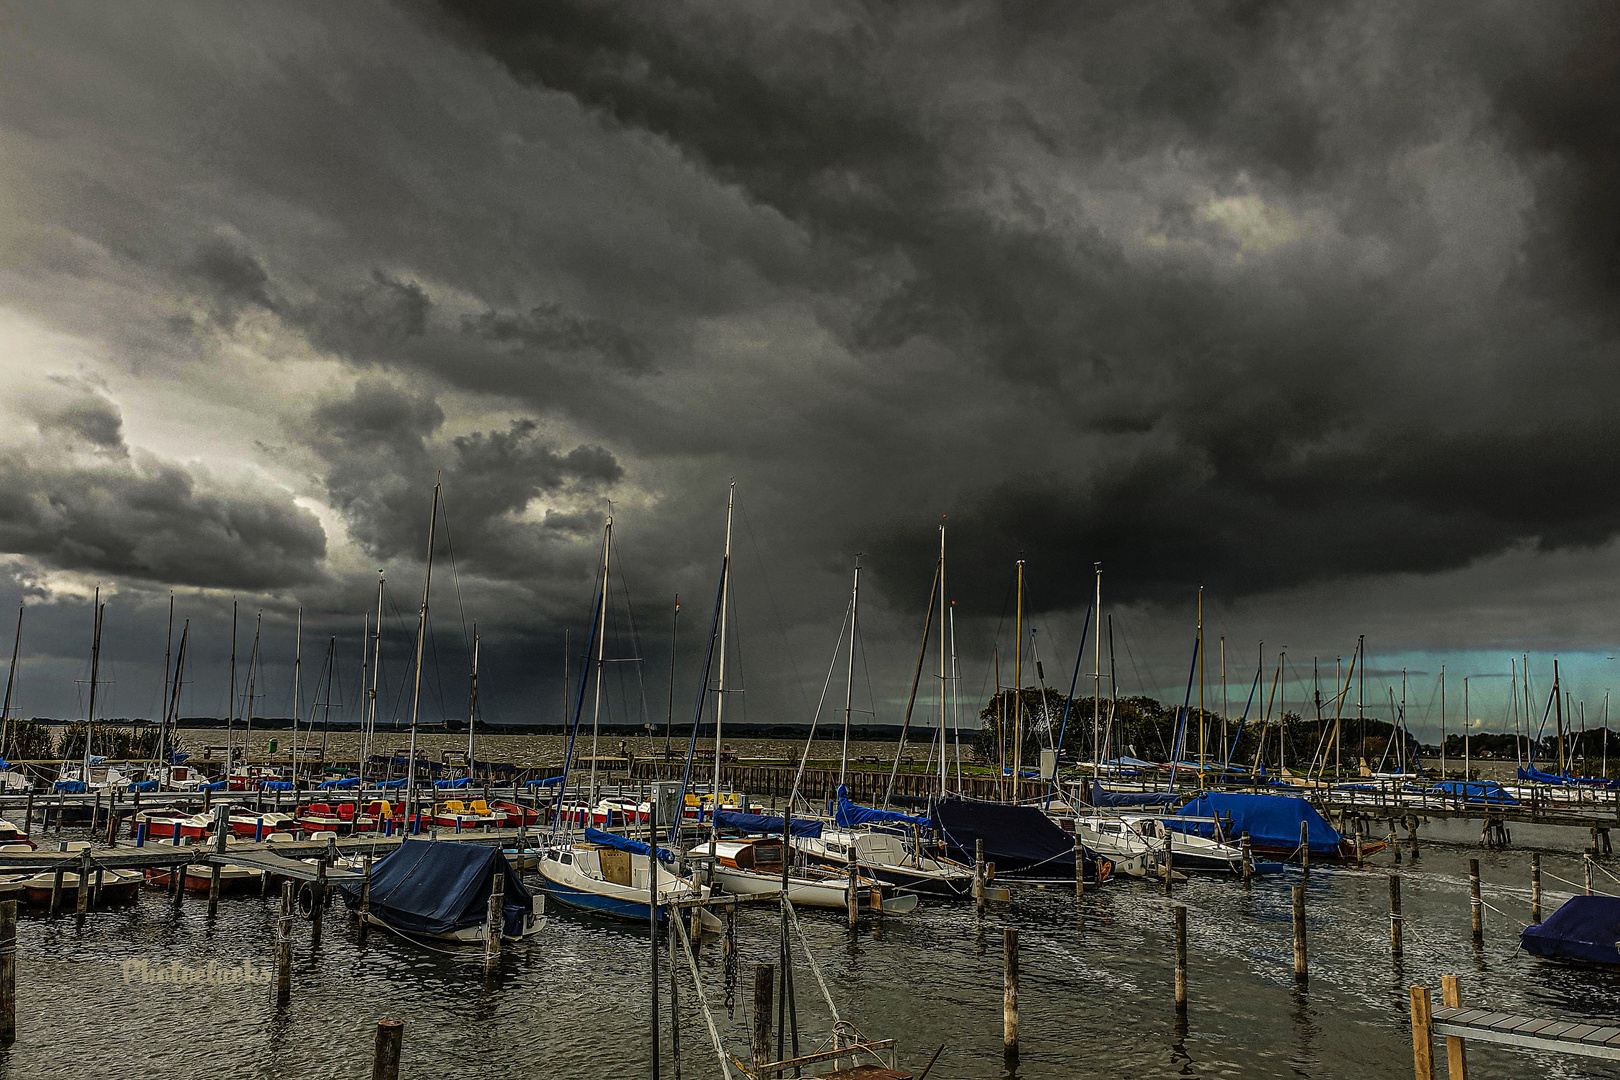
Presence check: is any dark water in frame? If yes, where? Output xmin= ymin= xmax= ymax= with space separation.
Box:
xmin=2 ymin=819 xmax=1618 ymax=1078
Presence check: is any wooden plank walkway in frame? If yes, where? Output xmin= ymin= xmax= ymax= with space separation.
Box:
xmin=1432 ymin=1006 xmax=1620 ymax=1061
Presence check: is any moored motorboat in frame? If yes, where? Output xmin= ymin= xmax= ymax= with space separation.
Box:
xmin=539 ymin=829 xmax=716 ymax=925
xmin=792 ymin=827 xmax=975 ymax=898
xmin=693 ymin=837 xmax=916 ymax=913
xmin=338 ymin=838 xmax=541 ymax=945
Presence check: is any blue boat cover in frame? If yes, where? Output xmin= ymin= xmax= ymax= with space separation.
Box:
xmin=584 ymin=827 xmax=675 ymax=864
xmin=318 ymin=777 xmax=360 ymax=790
xmin=1427 ymin=780 xmax=1516 ymax=803
xmin=714 ymin=810 xmax=822 ymax=837
xmin=260 ymin=780 xmax=295 ymax=791
xmin=168 ymin=752 xmax=188 ymax=764
xmin=53 ymin=780 xmax=87 ymax=793
xmin=201 ymin=780 xmax=228 ymax=792
xmin=1518 ymin=766 xmax=1616 ymax=789
xmin=1522 ymin=895 xmax=1620 ymax=968
xmin=376 ymin=777 xmax=408 ymax=789
xmin=526 ymin=775 xmax=565 ymax=787
xmin=1168 ymin=792 xmax=1342 ymax=854
xmin=931 ymin=799 xmax=1100 ymax=879
xmin=435 ymin=778 xmax=472 ymax=789
xmin=1089 ymin=784 xmax=1181 ymax=809
xmin=125 ymin=780 xmax=159 ymax=792
xmin=339 ymin=839 xmax=532 ymax=939
xmin=832 ymin=788 xmax=930 ymax=829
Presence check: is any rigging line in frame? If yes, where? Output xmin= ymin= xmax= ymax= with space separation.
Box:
xmin=734 ymin=495 xmax=811 ymax=714
xmin=789 ymin=608 xmax=850 ymax=806
xmin=977 ymin=570 xmax=1018 ymax=700
xmin=436 ymin=489 xmax=474 ymax=654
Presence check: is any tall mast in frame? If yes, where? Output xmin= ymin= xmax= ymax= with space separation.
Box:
xmin=710 ymin=480 xmax=735 ymax=846
xmin=1357 ymin=635 xmax=1365 ymax=768
xmin=938 ymin=522 xmax=948 ymax=797
xmin=1464 ymin=676 xmax=1470 ymax=780
xmin=158 ymin=593 xmax=173 ymax=768
xmin=1220 ymin=635 xmax=1227 ymax=773
xmin=1553 ymin=658 xmax=1566 ymax=774
xmin=1013 ymin=559 xmax=1024 ymax=803
xmin=244 ymin=611 xmax=261 ymax=772
xmin=83 ymin=589 xmax=103 ymax=779
xmin=406 ymin=482 xmax=442 ymax=823
xmin=839 ymin=556 xmax=860 ymax=788
xmin=365 ymin=571 xmax=384 ymax=777
xmin=226 ymin=600 xmax=237 ymax=781
xmin=1440 ymin=664 xmax=1447 ymax=779
xmin=291 ymin=608 xmax=303 ymax=787
xmin=0 ymin=603 xmax=22 ymax=760
xmin=320 ymin=637 xmax=336 ymax=769
xmin=1197 ymin=584 xmax=1205 ymax=773
xmin=949 ymin=599 xmax=962 ymax=792
xmin=467 ymin=625 xmax=479 ymax=783
xmin=1092 ymin=563 xmax=1102 ymax=776
xmin=165 ymin=622 xmax=189 ymax=769
xmin=665 ymin=595 xmax=680 ymax=757
xmin=589 ymin=517 xmax=612 ymax=805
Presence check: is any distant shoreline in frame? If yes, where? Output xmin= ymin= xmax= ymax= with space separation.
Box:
xmin=23 ymin=716 xmax=924 ymax=741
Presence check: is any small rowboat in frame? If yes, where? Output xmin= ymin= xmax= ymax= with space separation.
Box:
xmin=492 ymin=800 xmax=538 ymax=828
xmin=143 ymin=862 xmax=262 ymax=895
xmin=0 ymin=817 xmax=35 ymax=849
xmin=21 ymin=867 xmax=143 ymax=906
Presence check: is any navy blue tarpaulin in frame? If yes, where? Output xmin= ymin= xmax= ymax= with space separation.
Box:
xmin=339 ymin=839 xmax=532 ymax=939
xmin=931 ymin=799 xmax=1105 ymax=880
xmin=713 ymin=810 xmax=822 ymax=837
xmin=1168 ymin=792 xmax=1342 ymax=854
xmin=584 ymin=827 xmax=676 ymax=864
xmin=1089 ymin=784 xmax=1181 ymax=809
xmin=1518 ymin=765 xmax=1617 ymax=789
xmin=1426 ymin=780 xmax=1516 ymax=804
xmin=832 ymin=787 xmax=930 ymax=829
xmin=1522 ymin=895 xmax=1620 ymax=968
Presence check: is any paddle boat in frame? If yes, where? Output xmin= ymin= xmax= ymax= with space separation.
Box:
xmin=134 ymin=807 xmax=213 ymax=842
xmin=427 ymin=799 xmax=502 ymax=832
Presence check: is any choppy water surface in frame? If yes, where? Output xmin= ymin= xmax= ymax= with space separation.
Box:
xmin=3 ymin=817 xmax=1618 ymax=1077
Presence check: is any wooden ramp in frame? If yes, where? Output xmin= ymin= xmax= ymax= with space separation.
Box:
xmin=1432 ymin=1006 xmax=1620 ymax=1060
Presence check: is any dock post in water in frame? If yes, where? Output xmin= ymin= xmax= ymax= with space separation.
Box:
xmin=357 ymin=855 xmax=372 ymax=946
xmin=1240 ymin=833 xmax=1252 ymax=882
xmin=1292 ymin=884 xmax=1307 ymax=988
xmin=484 ymin=872 xmax=502 ymax=972
xmin=1530 ymin=854 xmax=1542 ymax=923
xmin=1409 ymin=986 xmax=1436 ymax=1080
xmin=49 ymin=868 xmax=62 ymax=914
xmin=75 ymin=848 xmax=90 ymax=915
xmin=1440 ymin=974 xmax=1468 ymax=1080
xmin=208 ymin=864 xmax=221 ymax=917
xmin=1355 ymin=829 xmax=1364 ymax=869
xmin=277 ymin=882 xmax=293 ymax=1007
xmin=311 ymin=859 xmax=327 ymax=949
xmin=1163 ymin=834 xmax=1174 ymax=896
xmin=1003 ymin=927 xmax=1019 ymax=1066
xmin=1585 ymin=854 xmax=1594 ymax=896
xmin=1173 ymin=903 xmax=1187 ymax=1013
xmin=1074 ymin=832 xmax=1084 ymax=900
xmin=1389 ymin=874 xmax=1403 ymax=958
xmin=846 ymin=847 xmax=858 ymax=929
xmin=0 ymin=899 xmax=15 ymax=1045
xmin=1407 ymin=816 xmax=1419 ymax=860
xmin=371 ymin=1019 xmax=403 ymax=1080
xmin=974 ymin=839 xmax=985 ymax=917
xmin=1301 ymin=820 xmax=1310 ymax=875
xmin=751 ymin=962 xmax=773 ymax=1070
xmin=1468 ymin=858 xmax=1482 ymax=944
xmin=22 ymin=792 xmax=31 ymax=835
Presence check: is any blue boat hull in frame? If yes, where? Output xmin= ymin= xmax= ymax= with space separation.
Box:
xmin=539 ymin=879 xmax=665 ymax=923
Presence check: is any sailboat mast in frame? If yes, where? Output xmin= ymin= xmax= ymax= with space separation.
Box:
xmin=226 ymin=600 xmax=237 ymax=782
xmin=1197 ymin=585 xmax=1205 ymax=773
xmin=366 ymin=572 xmax=384 ymax=778
xmin=467 ymin=626 xmax=479 ymax=784
xmin=405 ymin=482 xmax=442 ymax=824
xmin=291 ymin=609 xmax=302 ymax=788
xmin=938 ymin=522 xmax=948 ymax=797
xmin=83 ymin=589 xmax=103 ymax=779
xmin=158 ymin=594 xmax=173 ymax=769
xmin=1092 ymin=563 xmax=1102 ymax=776
xmin=665 ymin=595 xmax=680 ymax=757
xmin=949 ymin=599 xmax=962 ymax=793
xmin=1440 ymin=665 xmax=1447 ymax=778
xmin=589 ymin=518 xmax=612 ymax=805
xmin=1553 ymin=658 xmax=1566 ymax=774
xmin=245 ymin=612 xmax=261 ymax=772
xmin=1013 ymin=558 xmax=1024 ymax=803
xmin=0 ymin=603 xmax=22 ymax=761
xmin=839 ymin=556 xmax=860 ymax=788
xmin=711 ymin=481 xmax=735 ymax=845
xmin=166 ymin=622 xmax=189 ymax=769
xmin=1464 ymin=676 xmax=1470 ymax=780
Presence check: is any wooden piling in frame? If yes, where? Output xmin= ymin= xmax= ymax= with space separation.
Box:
xmin=1407 ymin=816 xmax=1419 ymax=859
xmin=22 ymin=792 xmax=31 ymax=835
xmin=1003 ymin=927 xmax=1019 ymax=1065
xmin=371 ymin=1019 xmax=403 ymax=1080
xmin=974 ymin=839 xmax=985 ymax=917
xmin=357 ymin=855 xmax=372 ymax=945
xmin=1530 ymin=853 xmax=1542 ymax=923
xmin=1300 ymin=820 xmax=1310 ymax=874
xmin=751 ymin=962 xmax=774 ymax=1069
xmin=1163 ymin=835 xmax=1174 ymax=896
xmin=1173 ymin=903 xmax=1187 ymax=1013
xmin=1585 ymin=854 xmax=1594 ymax=896
xmin=1440 ymin=975 xmax=1468 ymax=1080
xmin=0 ymin=899 xmax=15 ymax=1045
xmin=49 ymin=868 xmax=62 ymax=914
xmin=1240 ymin=834 xmax=1252 ymax=882
xmin=1468 ymin=858 xmax=1482 ymax=944
xmin=311 ymin=860 xmax=326 ymax=948
xmin=484 ymin=872 xmax=503 ymax=972
xmin=75 ymin=849 xmax=90 ymax=915
xmin=208 ymin=865 xmax=221 ymax=917
xmin=1073 ymin=832 xmax=1084 ymax=900
xmin=1389 ymin=874 xmax=1403 ymax=958
xmin=277 ymin=882 xmax=293 ymax=1007
xmin=1292 ymin=884 xmax=1307 ymax=987
xmin=846 ymin=847 xmax=858 ymax=929
xmin=1410 ymin=986 xmax=1436 ymax=1080
xmin=1355 ymin=830 xmax=1364 ymax=869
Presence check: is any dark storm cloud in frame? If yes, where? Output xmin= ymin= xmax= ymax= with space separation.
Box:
xmin=305 ymin=376 xmax=623 ymax=568
xmin=463 ymin=303 xmax=653 ymax=374
xmin=435 ymin=0 xmax=1620 ymax=615
xmin=0 ymin=387 xmax=327 ymax=590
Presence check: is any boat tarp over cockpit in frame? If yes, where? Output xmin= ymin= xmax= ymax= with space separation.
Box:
xmin=1521 ymin=895 xmax=1620 ymax=967
xmin=713 ymin=810 xmax=822 ymax=837
xmin=583 ymin=827 xmax=676 ymax=863
xmin=1167 ymin=792 xmax=1341 ymax=854
xmin=339 ymin=839 xmax=532 ymax=939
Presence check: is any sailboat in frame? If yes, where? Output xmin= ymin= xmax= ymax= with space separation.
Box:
xmin=538 ymin=515 xmax=716 ymax=923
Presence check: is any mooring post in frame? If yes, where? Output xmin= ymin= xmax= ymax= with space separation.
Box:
xmin=22 ymin=792 xmax=32 ymax=836
xmin=974 ymin=839 xmax=985 ymax=917
xmin=1585 ymin=854 xmax=1594 ymax=896
xmin=1163 ymin=834 xmax=1174 ymax=896
xmin=49 ymin=867 xmax=62 ymax=914
xmin=1440 ymin=974 xmax=1468 ymax=1080
xmin=1300 ymin=820 xmax=1310 ymax=875
xmin=1173 ymin=903 xmax=1188 ymax=1013
xmin=170 ymin=858 xmax=184 ymax=907
xmin=1389 ymin=874 xmax=1403 ymax=958
xmin=1407 ymin=816 xmax=1419 ymax=859
xmin=208 ymin=864 xmax=221 ymax=917
xmin=1468 ymin=858 xmax=1482 ymax=944
xmin=0 ymin=899 xmax=15 ymax=1045
xmin=1410 ymin=986 xmax=1436 ymax=1080
xmin=846 ymin=847 xmax=858 ymax=929
xmin=484 ymin=871 xmax=503 ymax=972
xmin=1292 ymin=884 xmax=1307 ymax=988
xmin=751 ymin=962 xmax=774 ymax=1069
xmin=1530 ymin=853 xmax=1542 ymax=923
xmin=1073 ymin=831 xmax=1084 ymax=900
xmin=311 ymin=859 xmax=327 ymax=948
xmin=371 ymin=1019 xmax=403 ymax=1080
xmin=75 ymin=847 xmax=91 ymax=915
xmin=1355 ymin=829 xmax=1364 ymax=869
xmin=277 ymin=882 xmax=293 ymax=1007
xmin=357 ymin=855 xmax=372 ymax=946
xmin=1003 ymin=926 xmax=1019 ymax=1065
xmin=1240 ymin=833 xmax=1252 ymax=882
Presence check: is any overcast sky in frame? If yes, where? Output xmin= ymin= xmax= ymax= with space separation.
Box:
xmin=0 ymin=1 xmax=1617 ymax=745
